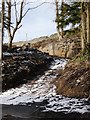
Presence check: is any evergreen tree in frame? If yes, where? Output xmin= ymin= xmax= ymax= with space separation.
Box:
xmin=66 ymin=2 xmax=81 ymax=28
xmin=56 ymin=1 xmax=81 ymax=35
xmin=57 ymin=1 xmax=90 ymax=58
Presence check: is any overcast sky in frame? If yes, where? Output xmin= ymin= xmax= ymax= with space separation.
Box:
xmin=4 ymin=1 xmax=57 ymax=43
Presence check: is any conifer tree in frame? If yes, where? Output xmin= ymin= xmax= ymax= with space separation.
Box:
xmin=56 ymin=1 xmax=81 ymax=37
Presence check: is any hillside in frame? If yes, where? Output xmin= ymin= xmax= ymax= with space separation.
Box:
xmin=2 ymin=46 xmax=53 ymax=91
xmin=1 ymin=47 xmax=90 ymax=120
xmin=5 ymin=31 xmax=90 ymax=97
xmin=55 ymin=59 xmax=90 ymax=98
xmin=13 ymin=30 xmax=81 ymax=58
xmin=11 ymin=30 xmax=90 ymax=98
xmin=1 ymin=32 xmax=90 ymax=119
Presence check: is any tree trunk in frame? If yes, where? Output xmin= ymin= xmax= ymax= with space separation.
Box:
xmin=61 ymin=0 xmax=64 ymax=38
xmin=55 ymin=0 xmax=61 ymax=41
xmin=86 ymin=2 xmax=90 ymax=60
xmin=7 ymin=0 xmax=12 ymax=49
xmin=87 ymin=2 xmax=90 ymax=45
xmin=7 ymin=0 xmax=24 ymax=49
xmin=0 ymin=0 xmax=5 ymax=60
xmin=81 ymin=2 xmax=86 ymax=52
xmin=61 ymin=27 xmax=63 ymax=39
xmin=8 ymin=36 xmax=13 ymax=49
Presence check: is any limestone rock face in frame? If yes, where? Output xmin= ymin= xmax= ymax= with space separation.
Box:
xmin=13 ymin=33 xmax=81 ymax=58
xmin=30 ymin=33 xmax=81 ymax=58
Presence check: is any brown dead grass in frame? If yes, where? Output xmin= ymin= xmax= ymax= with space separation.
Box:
xmin=55 ymin=61 xmax=90 ymax=98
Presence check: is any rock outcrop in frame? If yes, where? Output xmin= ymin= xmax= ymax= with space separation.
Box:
xmin=12 ymin=32 xmax=81 ymax=58
xmin=30 ymin=33 xmax=81 ymax=58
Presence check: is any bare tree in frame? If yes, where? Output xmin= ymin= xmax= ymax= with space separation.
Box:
xmin=86 ymin=2 xmax=90 ymax=46
xmin=60 ymin=0 xmax=64 ymax=38
xmin=81 ymin=1 xmax=86 ymax=52
xmin=55 ymin=0 xmax=61 ymax=40
xmin=4 ymin=0 xmax=46 ymax=49
xmin=5 ymin=0 xmax=26 ymax=48
xmin=81 ymin=1 xmax=90 ymax=56
xmin=0 ymin=0 xmax=5 ymax=60
xmin=55 ymin=0 xmax=63 ymax=41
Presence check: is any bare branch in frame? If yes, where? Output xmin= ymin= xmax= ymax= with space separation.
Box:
xmin=5 ymin=0 xmax=54 ymax=48
xmin=18 ymin=24 xmax=22 ymax=29
xmin=14 ymin=0 xmax=18 ymax=23
xmin=22 ymin=2 xmax=46 ymax=18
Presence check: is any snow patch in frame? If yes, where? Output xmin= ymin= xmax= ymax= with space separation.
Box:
xmin=0 ymin=58 xmax=90 ymax=114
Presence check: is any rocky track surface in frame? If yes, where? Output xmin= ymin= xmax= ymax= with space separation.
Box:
xmin=1 ymin=46 xmax=90 ymax=120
